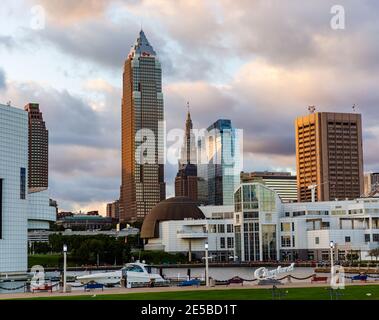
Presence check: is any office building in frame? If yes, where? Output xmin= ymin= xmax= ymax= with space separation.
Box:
xmin=198 ymin=119 xmax=241 ymax=206
xmin=119 ymin=30 xmax=166 ymax=224
xmin=175 ymin=108 xmax=198 ymax=201
xmin=241 ymin=171 xmax=297 ymax=203
xmin=106 ymin=200 xmax=120 ymax=220
xmin=24 ymin=103 xmax=48 ymax=192
xmin=295 ymin=112 xmax=364 ymax=202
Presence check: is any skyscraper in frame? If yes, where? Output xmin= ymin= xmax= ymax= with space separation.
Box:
xmin=198 ymin=119 xmax=241 ymax=205
xmin=119 ymin=30 xmax=166 ymax=223
xmin=295 ymin=112 xmax=364 ymax=202
xmin=24 ymin=103 xmax=48 ymax=192
xmin=175 ymin=106 xmax=198 ymax=201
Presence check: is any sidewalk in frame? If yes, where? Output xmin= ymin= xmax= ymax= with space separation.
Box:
xmin=1 ymin=281 xmax=378 ymax=300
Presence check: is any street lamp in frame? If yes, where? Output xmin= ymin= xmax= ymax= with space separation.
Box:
xmin=63 ymin=244 xmax=68 ymax=293
xmin=205 ymin=242 xmax=209 ymax=287
xmin=330 ymin=241 xmax=335 ymax=271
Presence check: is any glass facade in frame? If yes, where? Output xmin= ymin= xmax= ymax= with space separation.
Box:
xmin=198 ymin=119 xmax=241 ymax=206
xmin=234 ymin=183 xmax=279 ymax=262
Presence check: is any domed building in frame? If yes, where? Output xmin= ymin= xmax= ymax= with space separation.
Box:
xmin=141 ymin=197 xmax=205 ymax=239
xmin=141 ymin=197 xmax=235 ymax=262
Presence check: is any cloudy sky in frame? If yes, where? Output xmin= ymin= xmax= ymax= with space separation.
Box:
xmin=0 ymin=0 xmax=378 ymax=214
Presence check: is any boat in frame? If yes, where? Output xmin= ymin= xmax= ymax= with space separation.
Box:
xmin=76 ymin=261 xmax=166 ymax=285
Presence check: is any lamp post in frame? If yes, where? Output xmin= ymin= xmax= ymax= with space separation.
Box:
xmin=63 ymin=244 xmax=67 ymax=293
xmin=205 ymin=242 xmax=209 ymax=287
xmin=330 ymin=241 xmax=335 ymax=272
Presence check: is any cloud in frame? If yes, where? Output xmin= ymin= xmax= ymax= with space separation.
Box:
xmin=0 ymin=78 xmax=121 ymax=212
xmin=29 ymin=0 xmax=112 ymax=24
xmin=3 ymin=0 xmax=379 ymax=211
xmin=0 ymin=35 xmax=16 ymax=50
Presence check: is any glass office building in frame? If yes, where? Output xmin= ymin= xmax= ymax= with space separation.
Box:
xmin=198 ymin=119 xmax=241 ymax=206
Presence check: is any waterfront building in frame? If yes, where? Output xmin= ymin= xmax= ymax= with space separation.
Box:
xmin=28 ymin=227 xmax=139 ymax=244
xmin=295 ymin=112 xmax=364 ymax=202
xmin=234 ymin=183 xmax=282 ymax=261
xmin=197 ymin=119 xmax=241 ymax=206
xmin=235 ymin=182 xmax=379 ymax=262
xmin=175 ymin=108 xmax=198 ymax=201
xmin=24 ymin=103 xmax=48 ymax=192
xmin=241 ymin=171 xmax=297 ymax=203
xmin=0 ymin=103 xmax=55 ymax=274
xmin=119 ymin=30 xmax=166 ymax=224
xmin=141 ymin=197 xmax=235 ymax=262
xmin=364 ymin=173 xmax=379 ymax=196
xmin=141 ymin=182 xmax=379 ymax=263
xmin=56 ymin=214 xmax=117 ymax=231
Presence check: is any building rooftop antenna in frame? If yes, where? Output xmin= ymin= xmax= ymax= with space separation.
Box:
xmin=352 ymin=104 xmax=357 ymax=112
xmin=308 ymin=105 xmax=316 ymax=114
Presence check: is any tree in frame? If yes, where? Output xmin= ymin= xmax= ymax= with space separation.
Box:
xmin=368 ymin=248 xmax=379 ymax=261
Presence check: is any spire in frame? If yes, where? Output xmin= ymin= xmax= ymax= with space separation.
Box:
xmin=129 ymin=29 xmax=157 ymax=58
xmin=186 ymin=101 xmax=191 ymax=122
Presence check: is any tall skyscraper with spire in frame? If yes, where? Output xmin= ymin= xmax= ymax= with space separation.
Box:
xmin=119 ymin=30 xmax=166 ymax=223
xmin=175 ymin=104 xmax=198 ymax=201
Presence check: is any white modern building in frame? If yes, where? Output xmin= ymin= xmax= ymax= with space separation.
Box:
xmin=0 ymin=104 xmax=55 ymax=274
xmin=141 ymin=197 xmax=235 ymax=261
xmin=142 ymin=184 xmax=379 ymax=263
xmin=235 ymin=182 xmax=379 ymax=262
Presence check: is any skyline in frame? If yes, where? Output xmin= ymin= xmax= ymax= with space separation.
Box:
xmin=1 ymin=1 xmax=379 ymax=214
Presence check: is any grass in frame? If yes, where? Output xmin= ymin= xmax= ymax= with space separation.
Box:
xmin=28 ymin=254 xmax=62 ymax=268
xmin=20 ymin=285 xmax=379 ymax=300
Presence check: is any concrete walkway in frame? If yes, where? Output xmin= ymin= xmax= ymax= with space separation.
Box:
xmin=1 ymin=281 xmax=378 ymax=300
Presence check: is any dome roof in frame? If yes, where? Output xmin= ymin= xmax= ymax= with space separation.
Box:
xmin=141 ymin=197 xmax=205 ymax=239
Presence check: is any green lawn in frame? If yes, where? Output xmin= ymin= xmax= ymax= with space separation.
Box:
xmin=28 ymin=254 xmax=62 ymax=268
xmin=21 ymin=285 xmax=379 ymax=300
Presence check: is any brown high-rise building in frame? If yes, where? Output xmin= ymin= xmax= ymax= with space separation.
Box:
xmin=295 ymin=111 xmax=364 ymax=202
xmin=175 ymin=107 xmax=198 ymax=201
xmin=24 ymin=103 xmax=48 ymax=192
xmin=119 ymin=30 xmax=166 ymax=223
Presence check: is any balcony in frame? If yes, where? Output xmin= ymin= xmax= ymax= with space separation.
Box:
xmin=177 ymin=230 xmax=208 ymax=239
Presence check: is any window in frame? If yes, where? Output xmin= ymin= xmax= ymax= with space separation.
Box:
xmin=281 ymin=236 xmax=291 ymax=247
xmin=365 ymin=234 xmax=371 ymax=242
xmin=218 ymin=224 xmax=225 ymax=233
xmin=373 ymin=234 xmax=379 ymax=242
xmin=227 ymin=237 xmax=234 ymax=249
xmin=20 ymin=168 xmax=26 ymax=200
xmin=281 ymin=223 xmax=291 ymax=232
xmin=209 ymin=225 xmax=217 ymax=233
xmin=292 ymin=235 xmax=295 ymax=247
xmin=227 ymin=224 xmax=233 ymax=233
xmin=315 ymin=237 xmax=320 ymax=245
xmin=220 ymin=237 xmax=226 ymax=249
xmin=345 ymin=236 xmax=351 ymax=243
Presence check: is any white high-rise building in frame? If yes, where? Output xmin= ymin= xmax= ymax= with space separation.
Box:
xmin=0 ymin=104 xmax=55 ymax=274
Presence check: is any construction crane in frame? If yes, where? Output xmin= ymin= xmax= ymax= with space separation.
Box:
xmin=307 ymin=180 xmax=330 ymax=202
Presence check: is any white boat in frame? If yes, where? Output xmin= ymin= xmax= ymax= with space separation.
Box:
xmin=76 ymin=262 xmax=166 ymax=285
